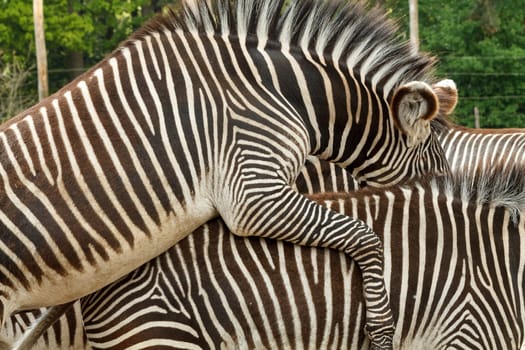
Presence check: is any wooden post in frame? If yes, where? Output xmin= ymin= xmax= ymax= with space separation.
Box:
xmin=409 ymin=0 xmax=419 ymax=53
xmin=33 ymin=0 xmax=48 ymax=100
xmin=474 ymin=106 xmax=480 ymax=128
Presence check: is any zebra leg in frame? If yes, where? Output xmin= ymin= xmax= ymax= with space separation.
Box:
xmin=337 ymin=218 xmax=394 ymax=350
xmin=217 ymin=185 xmax=395 ymax=348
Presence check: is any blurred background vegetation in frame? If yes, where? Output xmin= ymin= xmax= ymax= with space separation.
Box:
xmin=1 ymin=0 xmax=524 ymax=127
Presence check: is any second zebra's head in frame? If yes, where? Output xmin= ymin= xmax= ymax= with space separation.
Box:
xmin=340 ymin=80 xmax=449 ymax=187
xmin=161 ymin=0 xmax=451 ymax=187
xmin=262 ymin=1 xmax=451 ymax=187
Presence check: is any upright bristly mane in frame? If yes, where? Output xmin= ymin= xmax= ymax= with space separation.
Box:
xmin=314 ymin=162 xmax=525 ymax=223
xmin=127 ymin=0 xmax=436 ymax=98
xmin=447 ymin=162 xmax=525 ymax=221
xmin=414 ymin=163 xmax=525 ymax=222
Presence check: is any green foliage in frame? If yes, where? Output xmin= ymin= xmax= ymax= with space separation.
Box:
xmin=0 ymin=0 xmax=173 ymax=105
xmin=387 ymin=0 xmax=525 ymax=128
xmin=0 ymin=1 xmax=35 ymax=62
xmin=0 ymin=0 xmax=524 ymax=127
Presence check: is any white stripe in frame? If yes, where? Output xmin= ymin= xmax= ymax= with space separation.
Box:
xmin=277 ymin=241 xmax=302 ymax=349
xmin=65 ymin=89 xmax=145 ymax=244
xmin=121 ymin=47 xmax=156 ymax=134
xmin=127 ymin=339 xmax=201 ymax=350
xmin=87 ymin=72 xmax=158 ymax=231
xmin=0 ymin=210 xmax=45 ymax=289
xmin=0 ymin=131 xmax=83 ymax=272
xmin=108 ymin=56 xmax=183 ymax=213
xmin=26 ymin=113 xmax=55 ymax=184
xmin=88 ymin=321 xmax=199 ymax=349
xmin=200 ymin=227 xmax=248 ymax=346
xmin=243 ymin=236 xmax=287 ymax=348
xmin=160 ymin=32 xmax=205 ymax=193
xmin=404 ymin=183 xmax=427 ymax=341
xmin=9 ymin=123 xmax=35 ymax=176
xmin=51 ymin=97 xmax=128 ymax=253
xmin=145 ymin=35 xmax=162 ymax=80
xmin=294 ymin=242 xmax=318 ymax=349
xmin=394 ymin=187 xmax=411 ymax=334
xmin=141 ymin=37 xmax=196 ymax=206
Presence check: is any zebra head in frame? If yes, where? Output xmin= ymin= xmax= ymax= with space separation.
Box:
xmin=262 ymin=1 xmax=452 ymax=187
xmin=348 ymin=79 xmax=449 ymax=187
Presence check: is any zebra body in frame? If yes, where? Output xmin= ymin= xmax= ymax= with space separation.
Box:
xmin=439 ymin=126 xmax=525 ymax=171
xmin=0 ymin=1 xmax=449 ymax=347
xmin=431 ymin=79 xmax=525 ymax=171
xmin=19 ymin=128 xmax=525 ymax=349
xmin=1 ymin=154 xmax=353 ymax=350
xmin=0 ymin=153 xmax=359 ymax=350
xmin=79 ymin=165 xmax=525 ymax=350
xmin=19 ymin=80 xmax=525 ymax=349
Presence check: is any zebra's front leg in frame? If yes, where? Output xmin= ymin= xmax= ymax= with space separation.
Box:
xmin=217 ymin=184 xmax=395 ymax=349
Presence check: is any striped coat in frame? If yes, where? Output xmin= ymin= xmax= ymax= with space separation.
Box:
xmin=0 ymin=1 xmax=450 ymax=348
xmin=80 ymin=164 xmax=525 ymax=349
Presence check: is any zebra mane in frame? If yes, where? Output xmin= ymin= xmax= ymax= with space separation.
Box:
xmin=315 ymin=162 xmax=525 ymax=223
xmin=412 ymin=163 xmax=525 ymax=222
xmin=445 ymin=162 xmax=525 ymax=221
xmin=129 ymin=0 xmax=436 ymax=96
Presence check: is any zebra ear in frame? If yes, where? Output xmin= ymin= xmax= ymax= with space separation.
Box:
xmin=391 ymin=81 xmax=439 ymax=147
xmin=432 ymin=79 xmax=458 ymax=116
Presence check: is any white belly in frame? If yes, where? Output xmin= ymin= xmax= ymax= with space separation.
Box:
xmin=13 ymin=198 xmax=217 ymax=311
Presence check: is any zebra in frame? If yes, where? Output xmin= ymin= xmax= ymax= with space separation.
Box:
xmin=15 ymin=79 xmax=525 ymax=349
xmin=431 ymin=79 xmax=525 ymax=172
xmin=0 ymin=154 xmax=360 ymax=350
xmin=0 ymin=156 xmax=352 ymax=350
xmin=16 ymin=79 xmax=525 ymax=350
xmin=75 ymin=162 xmax=525 ymax=350
xmin=0 ymin=0 xmax=450 ymax=348
xmin=2 ymin=156 xmax=356 ymax=350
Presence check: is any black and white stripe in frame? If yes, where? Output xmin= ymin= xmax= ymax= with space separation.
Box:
xmin=15 ymin=77 xmax=525 ymax=349
xmin=0 ymin=155 xmax=355 ymax=350
xmin=431 ymin=79 xmax=525 ymax=173
xmin=79 ymin=163 xmax=525 ymax=350
xmin=0 ymin=1 xmax=449 ymax=347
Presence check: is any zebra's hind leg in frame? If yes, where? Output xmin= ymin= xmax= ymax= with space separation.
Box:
xmin=363 ymin=273 xmax=395 ymax=349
